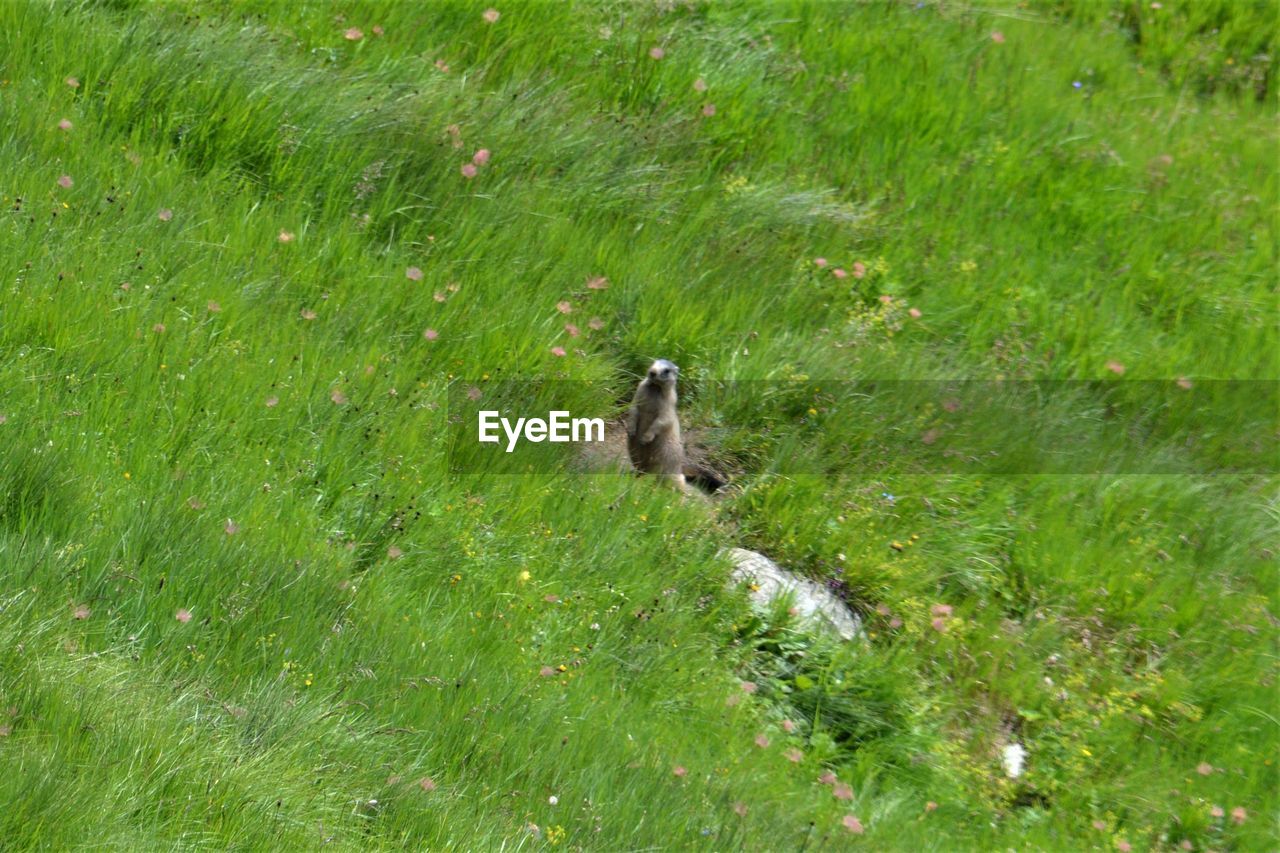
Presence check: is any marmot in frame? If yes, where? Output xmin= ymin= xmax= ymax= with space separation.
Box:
xmin=626 ymin=359 xmax=687 ymax=490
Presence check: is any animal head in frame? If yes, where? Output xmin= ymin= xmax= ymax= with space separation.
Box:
xmin=645 ymin=359 xmax=679 ymax=386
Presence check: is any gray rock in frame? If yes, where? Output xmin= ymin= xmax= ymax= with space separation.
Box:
xmin=723 ymin=547 xmax=862 ymax=641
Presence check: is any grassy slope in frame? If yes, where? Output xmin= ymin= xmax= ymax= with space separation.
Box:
xmin=0 ymin=0 xmax=1275 ymax=849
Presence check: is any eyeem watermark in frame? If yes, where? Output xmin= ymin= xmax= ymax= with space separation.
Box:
xmin=478 ymin=410 xmax=605 ymax=452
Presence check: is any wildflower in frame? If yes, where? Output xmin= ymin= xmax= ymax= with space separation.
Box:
xmin=909 ymin=307 xmax=922 ymax=319
xmin=73 ymin=604 xmax=91 ymax=620
xmin=931 ymin=604 xmax=953 ymax=618
xmin=372 ymin=25 xmax=384 ymax=36
xmin=702 ymin=103 xmax=716 ymax=117
xmin=265 ymin=396 xmax=279 ymax=407
xmin=931 ymin=617 xmax=948 ymax=633
xmin=740 ymin=681 xmax=757 ymax=694
xmin=418 ymin=777 xmax=437 ymax=792
xmin=482 ymin=8 xmax=500 ymax=23
xmin=1117 ymin=842 xmax=1132 ymax=853
xmin=406 ymin=266 xmax=423 ymax=281
xmin=672 ymin=765 xmax=687 ymax=777
xmin=1231 ymin=807 xmax=1247 ymax=825
xmin=834 ymin=783 xmax=853 ymax=801
xmin=344 ymin=27 xmax=363 ymax=41
xmin=435 ymin=59 xmax=450 ymax=73
xmin=152 ymin=323 xmax=166 ymax=334
xmin=1197 ymin=762 xmax=1214 ymax=775
xmin=330 ymin=389 xmax=347 ymax=405
xmin=388 ymin=546 xmax=403 ymax=560
xmin=588 ymin=317 xmax=604 ymax=330
xmin=300 ymin=308 xmax=317 ymax=320
xmin=832 ymin=268 xmax=848 ymax=279
xmin=732 ymin=801 xmax=747 ymax=817
xmin=461 ymin=163 xmax=477 ymax=178
xmin=926 ymin=801 xmax=938 ymax=812
xmin=1073 ymin=81 xmax=1083 ymax=89
xmin=224 ymin=519 xmax=239 ymax=535
xmin=852 ymin=261 xmax=867 ymax=278
xmin=548 ymin=795 xmax=558 ymax=805
xmin=57 ymin=175 xmax=73 ymax=188
xmin=725 ymin=693 xmax=741 ymax=707
xmin=879 ymin=294 xmax=893 ymax=305
xmin=473 ymin=148 xmax=491 ymax=166
xmin=889 ymin=617 xmax=902 ymax=629
xmin=649 ymin=47 xmax=665 ymax=60
xmin=58 ymin=119 xmax=73 ymax=131
xmin=1177 ymin=377 xmax=1193 ymax=389
xmin=842 ymin=815 xmax=864 ymax=834
xmin=543 ymin=594 xmax=559 ymax=603
xmin=875 ymin=604 xmax=892 ymax=616
xmin=819 ymin=771 xmax=837 ymax=785
xmin=539 ymin=666 xmax=555 ymax=677
xmin=550 ymin=346 xmax=566 ymax=357
xmin=66 ymin=76 xmax=80 ymax=88
xmin=278 ymin=230 xmax=295 ymax=243
xmin=991 ymin=31 xmax=1005 ymax=43
xmin=518 ymin=570 xmax=531 ymax=582
xmin=782 ymin=720 xmax=795 ymax=733
xmin=784 ymin=748 xmax=803 ymax=763
xmin=814 ymin=257 xmax=828 ymax=267
xmin=1178 ymin=842 xmax=1192 ymax=851
xmin=434 ymin=291 xmax=446 ymax=302
xmin=1105 ymin=361 xmax=1125 ymax=375
xmin=587 ymin=276 xmax=609 ymax=290
xmin=754 ymin=734 xmax=769 ymax=748
xmin=423 ymin=328 xmax=439 ymax=341
xmin=157 ymin=208 xmax=172 ymax=221
xmin=1093 ymin=820 xmax=1107 ymax=831
xmin=175 ymin=608 xmax=193 ymax=623
xmin=467 ymin=386 xmax=482 ymax=401
xmin=1210 ymin=805 xmax=1224 ymax=818
xmin=565 ymin=323 xmax=580 ymax=337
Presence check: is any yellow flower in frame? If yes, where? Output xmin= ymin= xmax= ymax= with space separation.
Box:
xmin=518 ymin=570 xmax=531 ymax=583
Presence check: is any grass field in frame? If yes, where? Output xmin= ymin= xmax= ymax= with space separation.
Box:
xmin=0 ymin=0 xmax=1276 ymax=849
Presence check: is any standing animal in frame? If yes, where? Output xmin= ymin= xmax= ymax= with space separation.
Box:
xmin=626 ymin=359 xmax=687 ymax=491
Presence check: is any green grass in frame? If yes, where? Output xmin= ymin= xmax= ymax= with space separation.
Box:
xmin=0 ymin=0 xmax=1276 ymax=849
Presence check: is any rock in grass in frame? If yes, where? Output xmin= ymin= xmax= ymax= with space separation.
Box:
xmin=723 ymin=548 xmax=862 ymax=641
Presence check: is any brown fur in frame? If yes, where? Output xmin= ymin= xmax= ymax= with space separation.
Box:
xmin=626 ymin=360 xmax=687 ymax=491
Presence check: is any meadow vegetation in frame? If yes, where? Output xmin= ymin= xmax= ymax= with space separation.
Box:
xmin=0 ymin=0 xmax=1275 ymax=849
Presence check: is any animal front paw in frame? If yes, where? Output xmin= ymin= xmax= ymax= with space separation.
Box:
xmin=640 ymin=431 xmax=656 ymax=444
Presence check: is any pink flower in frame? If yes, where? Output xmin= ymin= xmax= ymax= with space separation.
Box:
xmin=819 ymin=771 xmax=837 ymax=785
xmin=1231 ymin=806 xmax=1247 ymax=825
xmin=539 ymin=665 xmax=555 ymax=677
xmin=265 ymin=396 xmax=279 ymax=408
xmin=73 ymin=604 xmax=91 ymax=620
xmin=931 ymin=604 xmax=953 ymax=618
xmin=1210 ymin=805 xmax=1224 ymax=818
xmin=781 ymin=719 xmax=795 ymax=733
xmin=153 ymin=323 xmax=166 ymax=334
xmin=175 ymin=608 xmax=193 ymax=623
xmin=556 ymin=300 xmax=572 ymax=314
xmin=754 ymin=734 xmax=769 ymax=748
xmin=387 ymin=546 xmax=403 ymax=560
xmin=435 ymin=59 xmax=450 ymax=73
xmin=931 ymin=617 xmax=948 ymax=633
xmin=343 ymin=27 xmax=363 ymax=41
xmin=732 ymin=801 xmax=747 ymax=817
xmin=1197 ymin=762 xmax=1214 ymax=776
xmin=833 ymin=783 xmax=853 ymax=801
xmin=1093 ymin=820 xmax=1107 ymax=831
xmin=564 ymin=323 xmax=580 ymax=337
xmin=434 ymin=291 xmax=446 ymax=303
xmin=702 ymin=103 xmax=716 ymax=117
xmin=740 ymin=681 xmax=757 ymax=694
xmin=649 ymin=46 xmax=665 ymax=60
xmin=1177 ymin=377 xmax=1193 ymax=389
xmin=224 ymin=519 xmax=238 ymax=535
xmin=693 ymin=77 xmax=708 ymax=92
xmin=889 ymin=617 xmax=902 ymax=629
xmin=991 ymin=31 xmax=1006 ymax=43
xmin=472 ymin=148 xmax=491 ymax=166
xmin=57 ymin=175 xmax=73 ymax=188
xmin=372 ymin=25 xmax=384 ymax=36
xmin=1118 ymin=842 xmax=1132 ymax=853
xmin=460 ymin=163 xmax=477 ymax=178
xmin=483 ymin=8 xmax=500 ymax=23
xmin=157 ymin=208 xmax=173 ymax=221
xmin=58 ymin=119 xmax=73 ymax=131
xmin=852 ymin=261 xmax=867 ymax=278
xmin=406 ymin=266 xmax=424 ymax=281
xmin=875 ymin=603 xmax=891 ymax=616
xmin=832 ymin=268 xmax=848 ymax=279
xmin=784 ymin=748 xmax=803 ymax=763
xmin=418 ymin=777 xmax=437 ymax=792
xmin=1178 ymin=842 xmax=1192 ymax=852
xmin=1105 ymin=360 xmax=1126 ymax=375
xmin=879 ymin=294 xmax=893 ymax=305
xmin=725 ymin=693 xmax=741 ymax=707
xmin=586 ymin=276 xmax=609 ymax=290
xmin=278 ymin=230 xmax=295 ymax=243
xmin=925 ymin=801 xmax=938 ymax=812
xmin=909 ymin=307 xmax=922 ymax=319
xmin=65 ymin=76 xmax=79 ymax=88
xmin=423 ymin=328 xmax=439 ymax=341
xmin=842 ymin=815 xmax=864 ymax=834
xmin=588 ymin=317 xmax=604 ymax=330
xmin=922 ymin=428 xmax=940 ymax=445
xmin=467 ymin=386 xmax=482 ymax=401
xmin=814 ymin=257 xmax=828 ymax=268
xmin=672 ymin=765 xmax=687 ymax=777
xmin=550 ymin=346 xmax=566 ymax=357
